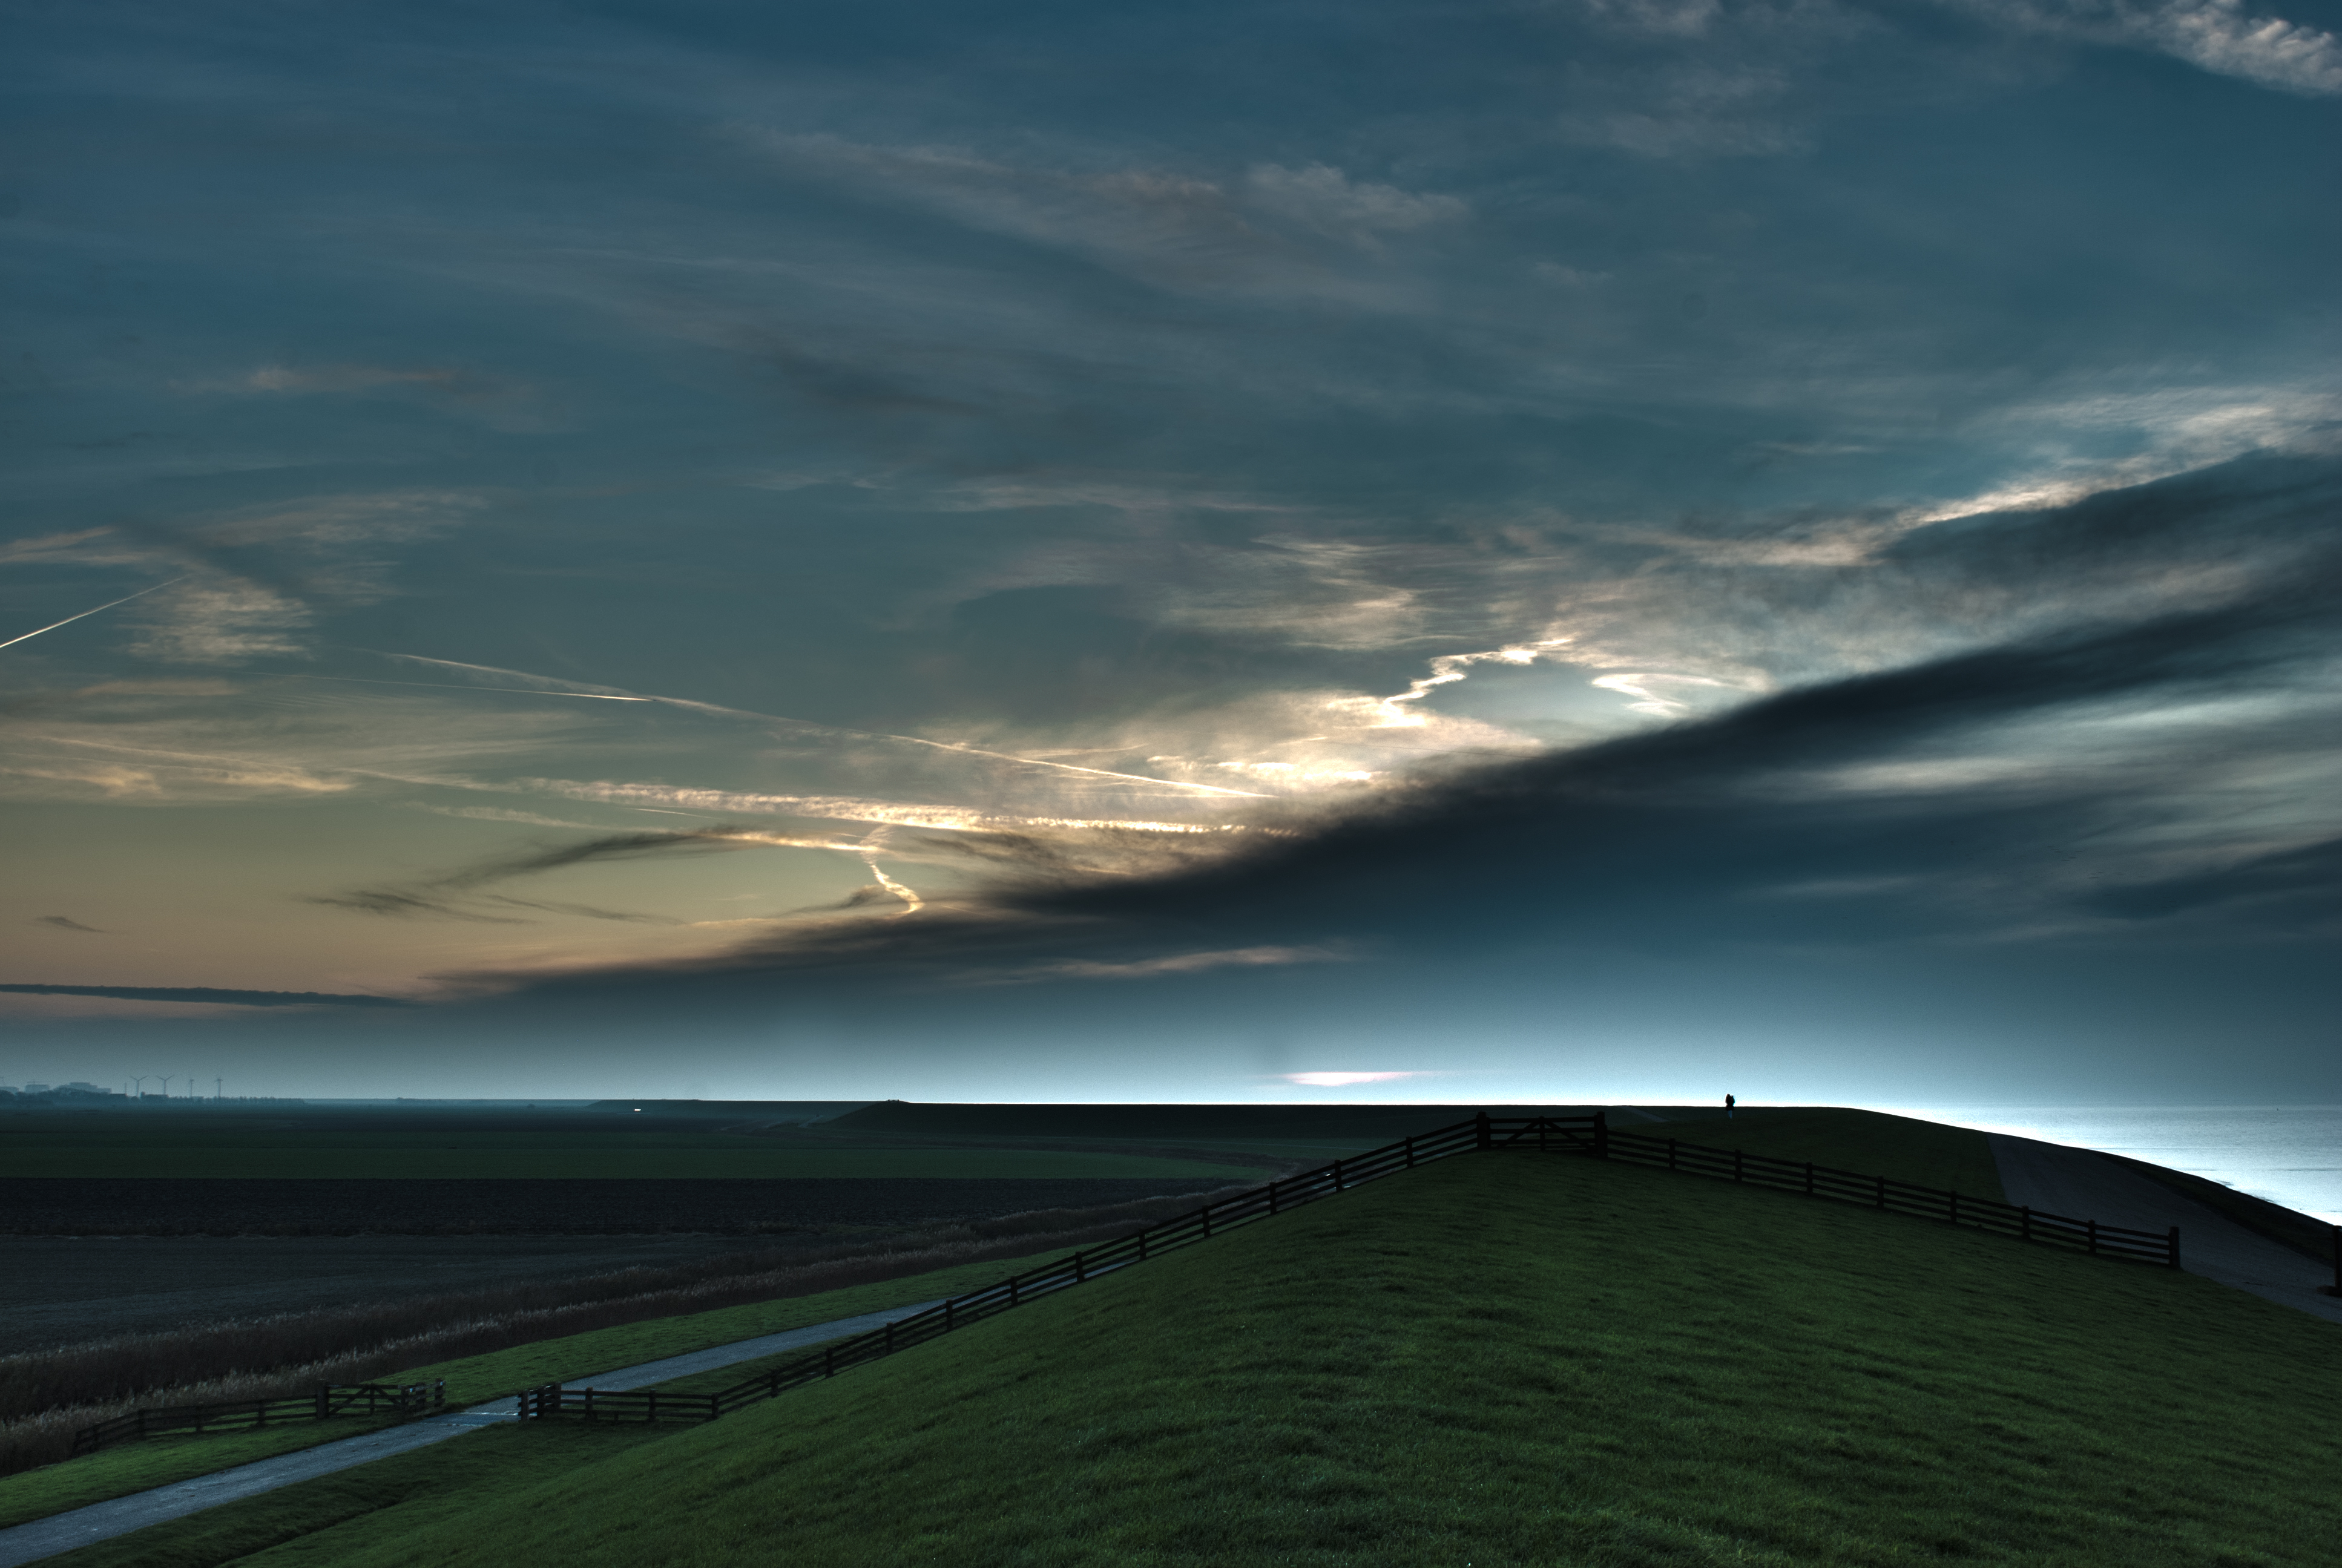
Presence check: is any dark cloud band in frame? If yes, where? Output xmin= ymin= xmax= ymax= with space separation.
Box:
xmin=0 ymin=983 xmax=420 ymax=1009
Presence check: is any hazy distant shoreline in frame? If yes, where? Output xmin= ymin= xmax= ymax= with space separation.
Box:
xmin=1905 ymin=1105 xmax=2342 ymax=1224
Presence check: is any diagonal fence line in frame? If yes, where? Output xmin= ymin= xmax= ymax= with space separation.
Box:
xmin=68 ymin=1383 xmax=447 ymax=1457
xmin=516 ymin=1112 xmax=2181 ymax=1427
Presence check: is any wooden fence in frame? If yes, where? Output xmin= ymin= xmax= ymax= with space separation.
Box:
xmin=68 ymin=1380 xmax=445 ymax=1457
xmin=518 ymin=1112 xmax=2178 ymax=1428
xmin=1596 ymin=1126 xmax=2180 ymax=1267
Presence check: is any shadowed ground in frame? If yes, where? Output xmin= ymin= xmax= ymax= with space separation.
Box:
xmin=1991 ymin=1133 xmax=2342 ymax=1328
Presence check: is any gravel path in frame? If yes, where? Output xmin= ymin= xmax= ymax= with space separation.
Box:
xmin=0 ymin=1298 xmax=943 ymax=1567
xmin=1990 ymin=1133 xmax=2342 ymax=1327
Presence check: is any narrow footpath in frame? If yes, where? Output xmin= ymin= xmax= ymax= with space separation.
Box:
xmin=0 ymin=1298 xmax=944 ymax=1568
xmin=1990 ymin=1133 xmax=2342 ymax=1327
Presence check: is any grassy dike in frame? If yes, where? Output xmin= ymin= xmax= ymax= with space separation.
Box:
xmin=47 ymin=1138 xmax=2342 ymax=1567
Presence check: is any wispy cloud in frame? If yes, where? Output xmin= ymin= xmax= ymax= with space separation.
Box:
xmin=31 ymin=916 xmax=106 ymax=933
xmin=1956 ymin=0 xmax=2342 ymax=93
xmin=976 ymin=945 xmax=1348 ymax=986
xmin=429 ymin=459 xmax=2342 ymax=1004
xmin=208 ymin=363 xmax=554 ymax=428
xmin=738 ymin=132 xmax=1464 ymax=298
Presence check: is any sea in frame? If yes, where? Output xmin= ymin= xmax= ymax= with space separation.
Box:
xmin=1893 ymin=1106 xmax=2342 ymax=1224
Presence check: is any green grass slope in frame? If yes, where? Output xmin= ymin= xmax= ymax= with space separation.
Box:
xmin=0 ymin=1247 xmax=1076 ymax=1532
xmin=102 ymin=1147 xmax=2341 ymax=1568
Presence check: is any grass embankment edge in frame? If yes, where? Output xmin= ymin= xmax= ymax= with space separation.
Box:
xmin=0 ymin=1242 xmax=1079 ymax=1532
xmin=61 ymin=1149 xmax=2342 ymax=1568
xmin=0 ymin=1179 xmax=1251 ymax=1480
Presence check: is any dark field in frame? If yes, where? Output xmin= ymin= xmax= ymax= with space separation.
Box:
xmin=0 ymin=1101 xmax=1564 ymax=1379
xmin=0 ymin=1175 xmax=1237 ymax=1236
xmin=0 ymin=1101 xmax=1316 ymax=1370
xmin=0 ymin=1234 xmax=805 ymax=1353
xmin=0 ymin=1120 xmax=1265 ymax=1181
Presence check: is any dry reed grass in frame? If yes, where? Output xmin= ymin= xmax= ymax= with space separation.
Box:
xmin=0 ymin=1185 xmax=1246 ymax=1478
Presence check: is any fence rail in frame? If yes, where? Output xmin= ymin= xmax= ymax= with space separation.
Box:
xmin=1597 ymin=1128 xmax=2180 ymax=1265
xmin=520 ymin=1112 xmax=2177 ymax=1428
xmin=68 ymin=1381 xmax=446 ymax=1457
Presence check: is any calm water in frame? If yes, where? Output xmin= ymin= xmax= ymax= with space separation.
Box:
xmin=1898 ymin=1106 xmax=2342 ymax=1224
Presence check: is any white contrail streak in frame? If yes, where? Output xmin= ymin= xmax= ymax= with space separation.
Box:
xmin=287 ymin=674 xmax=651 ymax=701
xmin=855 ymin=829 xmax=926 ymax=916
xmin=642 ymin=692 xmax=1274 ymax=800
xmin=370 ymin=651 xmax=1271 ymax=798
xmin=854 ymin=730 xmax=1273 ymax=798
xmin=0 ymin=579 xmax=186 ymax=652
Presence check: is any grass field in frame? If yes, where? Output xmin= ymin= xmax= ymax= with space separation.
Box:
xmin=0 ymin=1127 xmax=1264 ymax=1181
xmin=39 ymin=1130 xmax=2342 ymax=1567
xmin=0 ymin=1245 xmax=1078 ymax=1532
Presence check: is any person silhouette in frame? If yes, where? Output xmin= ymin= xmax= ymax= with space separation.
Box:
xmin=1725 ymin=1093 xmax=1735 ymax=1120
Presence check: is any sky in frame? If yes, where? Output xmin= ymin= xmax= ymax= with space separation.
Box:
xmin=2 ymin=0 xmax=2337 ymax=1103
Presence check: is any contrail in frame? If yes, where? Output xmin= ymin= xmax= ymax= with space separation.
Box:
xmin=286 ymin=674 xmax=651 ymax=701
xmin=849 ymin=729 xmax=1272 ymax=798
xmin=0 ymin=579 xmax=186 ymax=652
xmin=370 ymin=651 xmax=1272 ymax=798
xmin=642 ymin=697 xmax=1274 ymax=800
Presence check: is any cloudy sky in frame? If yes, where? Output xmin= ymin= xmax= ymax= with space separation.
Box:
xmin=3 ymin=0 xmax=2337 ymax=1102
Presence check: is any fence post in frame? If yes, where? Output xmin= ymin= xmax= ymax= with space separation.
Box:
xmin=886 ymin=1320 xmax=895 ymax=1353
xmin=1475 ymin=1111 xmax=1491 ymax=1150
xmin=946 ymin=1299 xmax=956 ymax=1331
xmin=1202 ymin=1207 xmax=1213 ymax=1238
xmin=2169 ymin=1226 xmax=2182 ymax=1270
xmin=316 ymin=1383 xmax=328 ymax=1422
xmin=1668 ymin=1138 xmax=1677 ymax=1171
xmin=1804 ymin=1162 xmax=1814 ymax=1196
xmin=647 ymin=1390 xmax=657 ymax=1424
xmin=1333 ymin=1159 xmax=1345 ymax=1192
xmin=1139 ymin=1232 xmax=1150 ymax=1261
xmin=1875 ymin=1174 xmax=1886 ymax=1210
xmin=1268 ymin=1183 xmax=1279 ymax=1215
xmin=1949 ymin=1191 xmax=1961 ymax=1227
xmin=1076 ymin=1252 xmax=1088 ymax=1282
xmin=825 ymin=1345 xmax=835 ymax=1377
xmin=1594 ymin=1110 xmax=1608 ymax=1160
xmin=1010 ymin=1278 xmax=1021 ymax=1307
xmin=2088 ymin=1219 xmax=2099 ymax=1256
xmin=2021 ymin=1206 xmax=2031 ymax=1242
xmin=1405 ymin=1135 xmax=1415 ymax=1168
